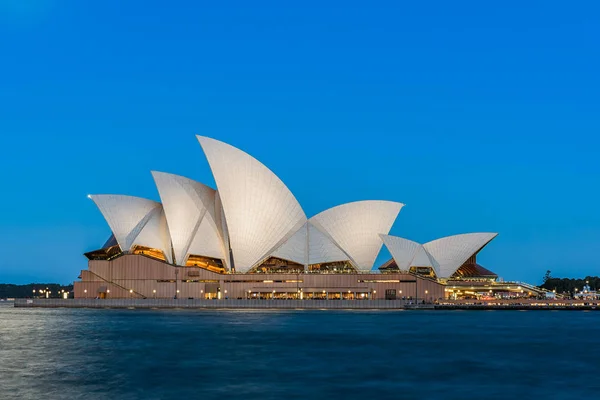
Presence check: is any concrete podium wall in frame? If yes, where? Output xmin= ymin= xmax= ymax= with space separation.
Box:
xmin=14 ymin=298 xmax=427 ymax=309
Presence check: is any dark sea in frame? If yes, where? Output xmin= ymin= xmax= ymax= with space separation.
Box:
xmin=1 ymin=302 xmax=599 ymax=400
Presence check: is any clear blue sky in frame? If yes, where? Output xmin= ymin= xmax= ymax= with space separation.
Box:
xmin=1 ymin=1 xmax=599 ymax=285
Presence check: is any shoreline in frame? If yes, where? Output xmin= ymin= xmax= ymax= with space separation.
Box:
xmin=12 ymin=298 xmax=600 ymax=311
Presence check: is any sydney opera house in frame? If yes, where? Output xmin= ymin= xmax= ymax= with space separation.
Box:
xmin=75 ymin=136 xmax=504 ymax=301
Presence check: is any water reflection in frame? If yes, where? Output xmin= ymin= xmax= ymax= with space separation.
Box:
xmin=1 ymin=303 xmax=599 ymax=399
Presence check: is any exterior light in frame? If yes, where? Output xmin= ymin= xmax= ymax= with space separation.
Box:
xmin=200 ymin=290 xmax=204 ymax=293
xmin=84 ymin=290 xmax=87 ymax=293
xmin=399 ymin=290 xmax=402 ymax=294
xmin=129 ymin=289 xmax=133 ymax=293
xmin=177 ymin=290 xmax=180 ymax=293
xmin=224 ymin=290 xmax=227 ymax=294
xmin=373 ymin=290 xmax=376 ymax=294
xmin=107 ymin=290 xmax=110 ymax=293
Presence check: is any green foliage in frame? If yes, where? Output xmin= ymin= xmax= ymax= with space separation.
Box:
xmin=540 ymin=276 xmax=599 ymax=294
xmin=0 ymin=283 xmax=73 ymax=299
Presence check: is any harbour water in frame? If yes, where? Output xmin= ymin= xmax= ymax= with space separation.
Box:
xmin=1 ymin=302 xmax=599 ymax=399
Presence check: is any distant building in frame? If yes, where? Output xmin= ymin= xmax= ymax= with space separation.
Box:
xmin=574 ymin=283 xmax=599 ymax=300
xmin=75 ymin=136 xmax=533 ymax=301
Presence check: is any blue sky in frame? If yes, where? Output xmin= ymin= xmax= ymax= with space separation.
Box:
xmin=0 ymin=1 xmax=599 ymax=284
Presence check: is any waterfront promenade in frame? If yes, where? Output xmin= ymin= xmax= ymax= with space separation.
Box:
xmin=13 ymin=298 xmax=600 ymax=310
xmin=14 ymin=298 xmax=426 ymax=310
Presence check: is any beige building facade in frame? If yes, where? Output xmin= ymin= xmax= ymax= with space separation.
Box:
xmin=75 ymin=255 xmax=445 ymax=302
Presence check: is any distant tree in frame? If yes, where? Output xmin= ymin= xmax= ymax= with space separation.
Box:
xmin=543 ymin=270 xmax=552 ymax=283
xmin=0 ymin=283 xmax=73 ymax=299
xmin=539 ymin=275 xmax=600 ymax=295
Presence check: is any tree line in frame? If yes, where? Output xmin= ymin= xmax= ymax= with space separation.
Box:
xmin=0 ymin=283 xmax=74 ymax=299
xmin=540 ymin=271 xmax=599 ymax=295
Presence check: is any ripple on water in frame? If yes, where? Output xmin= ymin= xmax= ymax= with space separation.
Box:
xmin=1 ymin=303 xmax=599 ymax=400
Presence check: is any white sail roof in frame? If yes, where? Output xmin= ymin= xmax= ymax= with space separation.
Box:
xmin=310 ymin=201 xmax=404 ymax=272
xmin=152 ymin=171 xmax=227 ymax=266
xmin=197 ymin=136 xmax=307 ymax=272
xmin=89 ymin=194 xmax=173 ymax=263
xmin=271 ymin=222 xmax=349 ymax=265
xmin=379 ymin=234 xmax=421 ymax=271
xmin=381 ymin=232 xmax=497 ymax=278
xmin=411 ymin=246 xmax=436 ymax=268
xmin=133 ymin=207 xmax=174 ymax=264
xmin=423 ymin=233 xmax=498 ymax=278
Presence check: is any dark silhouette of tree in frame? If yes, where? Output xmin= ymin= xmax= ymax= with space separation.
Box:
xmin=0 ymin=283 xmax=73 ymax=299
xmin=540 ymin=276 xmax=599 ymax=295
xmin=543 ymin=270 xmax=552 ymax=283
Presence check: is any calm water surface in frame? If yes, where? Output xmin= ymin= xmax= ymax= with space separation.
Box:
xmin=1 ymin=302 xmax=599 ymax=399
